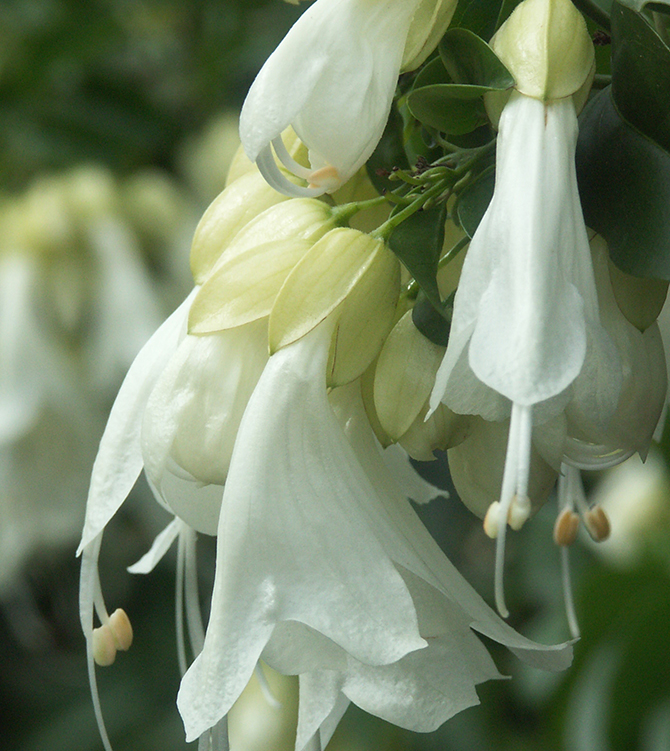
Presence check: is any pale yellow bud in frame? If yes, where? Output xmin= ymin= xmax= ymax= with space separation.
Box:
xmin=490 ymin=0 xmax=595 ymax=101
xmin=190 ymin=171 xmax=291 ymax=284
xmin=402 ymin=0 xmax=459 ymax=72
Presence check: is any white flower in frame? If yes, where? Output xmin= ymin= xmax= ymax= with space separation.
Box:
xmin=430 ymin=90 xmax=624 ymax=614
xmin=177 ymin=317 xmax=572 ymax=743
xmin=239 ymin=0 xmax=457 ymax=196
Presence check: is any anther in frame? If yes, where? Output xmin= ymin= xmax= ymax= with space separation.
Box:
xmin=483 ymin=501 xmax=501 ymax=538
xmin=584 ymin=505 xmax=611 ymax=542
xmin=508 ymin=494 xmax=531 ymax=531
xmin=308 ymin=165 xmax=341 ymax=191
xmin=92 ymin=625 xmax=117 ymax=667
xmin=554 ymin=508 xmax=580 ymax=546
xmin=108 ymin=608 xmax=133 ymax=652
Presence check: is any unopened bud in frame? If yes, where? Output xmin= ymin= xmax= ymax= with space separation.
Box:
xmin=490 ymin=0 xmax=595 ymax=101
xmin=108 ymin=608 xmax=133 ymax=652
xmin=584 ymin=505 xmax=611 ymax=542
xmin=92 ymin=625 xmax=117 ymax=667
xmin=553 ymin=508 xmax=580 ymax=546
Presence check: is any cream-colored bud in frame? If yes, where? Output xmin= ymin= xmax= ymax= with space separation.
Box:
xmin=92 ymin=625 xmax=117 ymax=667
xmin=490 ymin=0 xmax=595 ymax=101
xmin=374 ymin=310 xmax=446 ymax=441
xmin=269 ymin=227 xmax=390 ymax=354
xmin=190 ymin=171 xmax=291 ymax=284
xmin=402 ymin=0 xmax=459 ymax=72
xmin=607 ymin=256 xmax=669 ymax=333
xmin=108 ymin=608 xmax=133 ymax=652
xmin=398 ymin=403 xmax=471 ymax=461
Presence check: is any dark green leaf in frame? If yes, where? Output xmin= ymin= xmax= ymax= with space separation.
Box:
xmin=412 ymin=56 xmax=451 ymax=89
xmin=412 ymin=290 xmax=452 ymax=346
xmin=388 ymin=204 xmax=447 ymax=312
xmin=457 ymin=168 xmax=495 ymax=238
xmin=439 ymin=28 xmax=514 ymax=90
xmin=366 ymin=106 xmax=409 ymax=194
xmin=407 ymin=86 xmax=489 ymax=134
xmin=451 ymin=0 xmax=505 ymax=40
xmin=576 ymin=87 xmax=670 ymax=279
xmin=611 ymin=2 xmax=670 ymax=153
xmin=617 ymin=0 xmax=670 ymax=10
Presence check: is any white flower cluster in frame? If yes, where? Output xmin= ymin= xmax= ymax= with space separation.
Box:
xmin=79 ymin=0 xmax=667 ymax=749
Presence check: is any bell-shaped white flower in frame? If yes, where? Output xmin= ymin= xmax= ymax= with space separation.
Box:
xmin=239 ymin=0 xmax=457 ymax=197
xmin=177 ymin=317 xmax=573 ymax=742
xmin=431 ymin=90 xmax=623 ymax=615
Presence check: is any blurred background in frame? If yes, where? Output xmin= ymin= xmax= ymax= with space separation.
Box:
xmin=0 ymin=1 xmax=669 ymax=749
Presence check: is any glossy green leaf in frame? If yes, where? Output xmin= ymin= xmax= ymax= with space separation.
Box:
xmin=450 ymin=0 xmax=505 ymax=40
xmin=611 ymin=2 xmax=670 ymax=153
xmin=366 ymin=106 xmax=409 ymax=194
xmin=388 ymin=204 xmax=447 ymax=312
xmin=412 ymin=290 xmax=452 ymax=347
xmin=576 ymin=87 xmax=670 ymax=279
xmin=457 ymin=168 xmax=495 ymax=238
xmin=617 ymin=0 xmax=670 ymax=11
xmin=439 ymin=28 xmax=514 ymax=90
xmin=406 ymin=86 xmax=489 ymax=134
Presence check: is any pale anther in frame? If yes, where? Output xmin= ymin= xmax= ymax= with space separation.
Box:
xmin=109 ymin=608 xmax=134 ymax=652
xmin=92 ymin=625 xmax=118 ymax=667
xmin=584 ymin=505 xmax=611 ymax=542
xmin=483 ymin=501 xmax=501 ymax=539
xmin=508 ymin=494 xmax=531 ymax=531
xmin=553 ymin=508 xmax=580 ymax=547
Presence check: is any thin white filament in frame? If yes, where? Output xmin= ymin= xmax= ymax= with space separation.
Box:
xmin=272 ymin=136 xmax=312 ymax=179
xmin=255 ymin=145 xmax=323 ymax=198
xmin=184 ymin=527 xmax=205 ymax=655
xmin=254 ymin=663 xmax=282 ymax=709
xmin=560 ymin=546 xmax=581 ymax=639
xmin=176 ymin=529 xmax=188 ymax=677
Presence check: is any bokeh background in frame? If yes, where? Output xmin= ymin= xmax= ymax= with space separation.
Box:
xmin=1 ymin=1 xmax=669 ymax=749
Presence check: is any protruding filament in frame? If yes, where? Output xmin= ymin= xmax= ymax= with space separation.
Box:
xmin=491 ymin=403 xmax=534 ymax=618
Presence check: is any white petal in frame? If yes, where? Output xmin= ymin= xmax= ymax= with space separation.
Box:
xmin=342 ymin=387 xmax=574 ymax=671
xmin=296 ymin=673 xmax=349 ymax=751
xmin=177 ymin=319 xmax=425 ymax=740
xmin=127 ymin=517 xmax=181 ymax=574
xmin=77 ymin=291 xmax=194 ymax=554
xmin=240 ymin=0 xmax=420 ymax=189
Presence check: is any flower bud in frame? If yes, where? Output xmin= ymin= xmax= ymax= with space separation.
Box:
xmin=607 ymin=256 xmax=669 ymax=333
xmin=490 ymin=0 xmax=595 ymax=101
xmin=448 ymin=416 xmax=558 ymax=521
xmin=398 ymin=403 xmax=471 ymax=461
xmin=190 ymin=171 xmax=291 ymax=284
xmin=402 ymin=0 xmax=459 ymax=72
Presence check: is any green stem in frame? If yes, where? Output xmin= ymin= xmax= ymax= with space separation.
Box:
xmin=331 ymin=194 xmax=389 ymax=225
xmin=571 ymin=0 xmax=611 ymax=31
xmin=438 ymin=235 xmax=470 ymax=270
xmin=371 ymin=180 xmax=446 ymax=240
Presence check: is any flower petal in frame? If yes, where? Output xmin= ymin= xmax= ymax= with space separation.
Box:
xmin=77 ymin=291 xmax=194 ymax=554
xmin=177 ymin=318 xmax=425 ymax=740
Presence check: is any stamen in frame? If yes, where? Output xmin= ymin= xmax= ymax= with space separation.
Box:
xmin=184 ymin=527 xmax=205 ymax=655
xmin=560 ymin=547 xmax=581 ymax=639
xmin=584 ymin=505 xmax=611 ymax=542
xmin=255 ymin=663 xmax=282 ymax=709
xmin=176 ymin=528 xmax=188 ymax=676
xmin=92 ymin=625 xmax=117 ymax=667
xmin=494 ymin=403 xmax=533 ymax=618
xmin=483 ymin=501 xmax=501 ymax=539
xmin=553 ymin=508 xmax=580 ymax=547
xmin=271 ymin=136 xmax=312 ymax=179
xmin=108 ymin=608 xmax=133 ymax=652
xmin=508 ymin=494 xmax=531 ymax=531
xmin=307 ymin=164 xmax=341 ymax=192
xmin=256 ymin=145 xmax=324 ymax=198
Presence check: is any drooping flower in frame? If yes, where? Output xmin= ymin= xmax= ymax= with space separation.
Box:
xmin=239 ymin=0 xmax=458 ymax=196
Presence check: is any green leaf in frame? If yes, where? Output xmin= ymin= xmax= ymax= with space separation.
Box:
xmin=611 ymin=2 xmax=670 ymax=153
xmin=412 ymin=290 xmax=452 ymax=347
xmin=576 ymin=87 xmax=670 ymax=279
xmin=457 ymin=168 xmax=495 ymax=238
xmin=366 ymin=105 xmax=409 ymax=195
xmin=439 ymin=28 xmax=515 ymax=90
xmin=406 ymin=85 xmax=489 ymax=134
xmin=617 ymin=0 xmax=670 ymax=11
xmin=450 ymin=0 xmax=505 ymax=40
xmin=388 ymin=204 xmax=447 ymax=312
